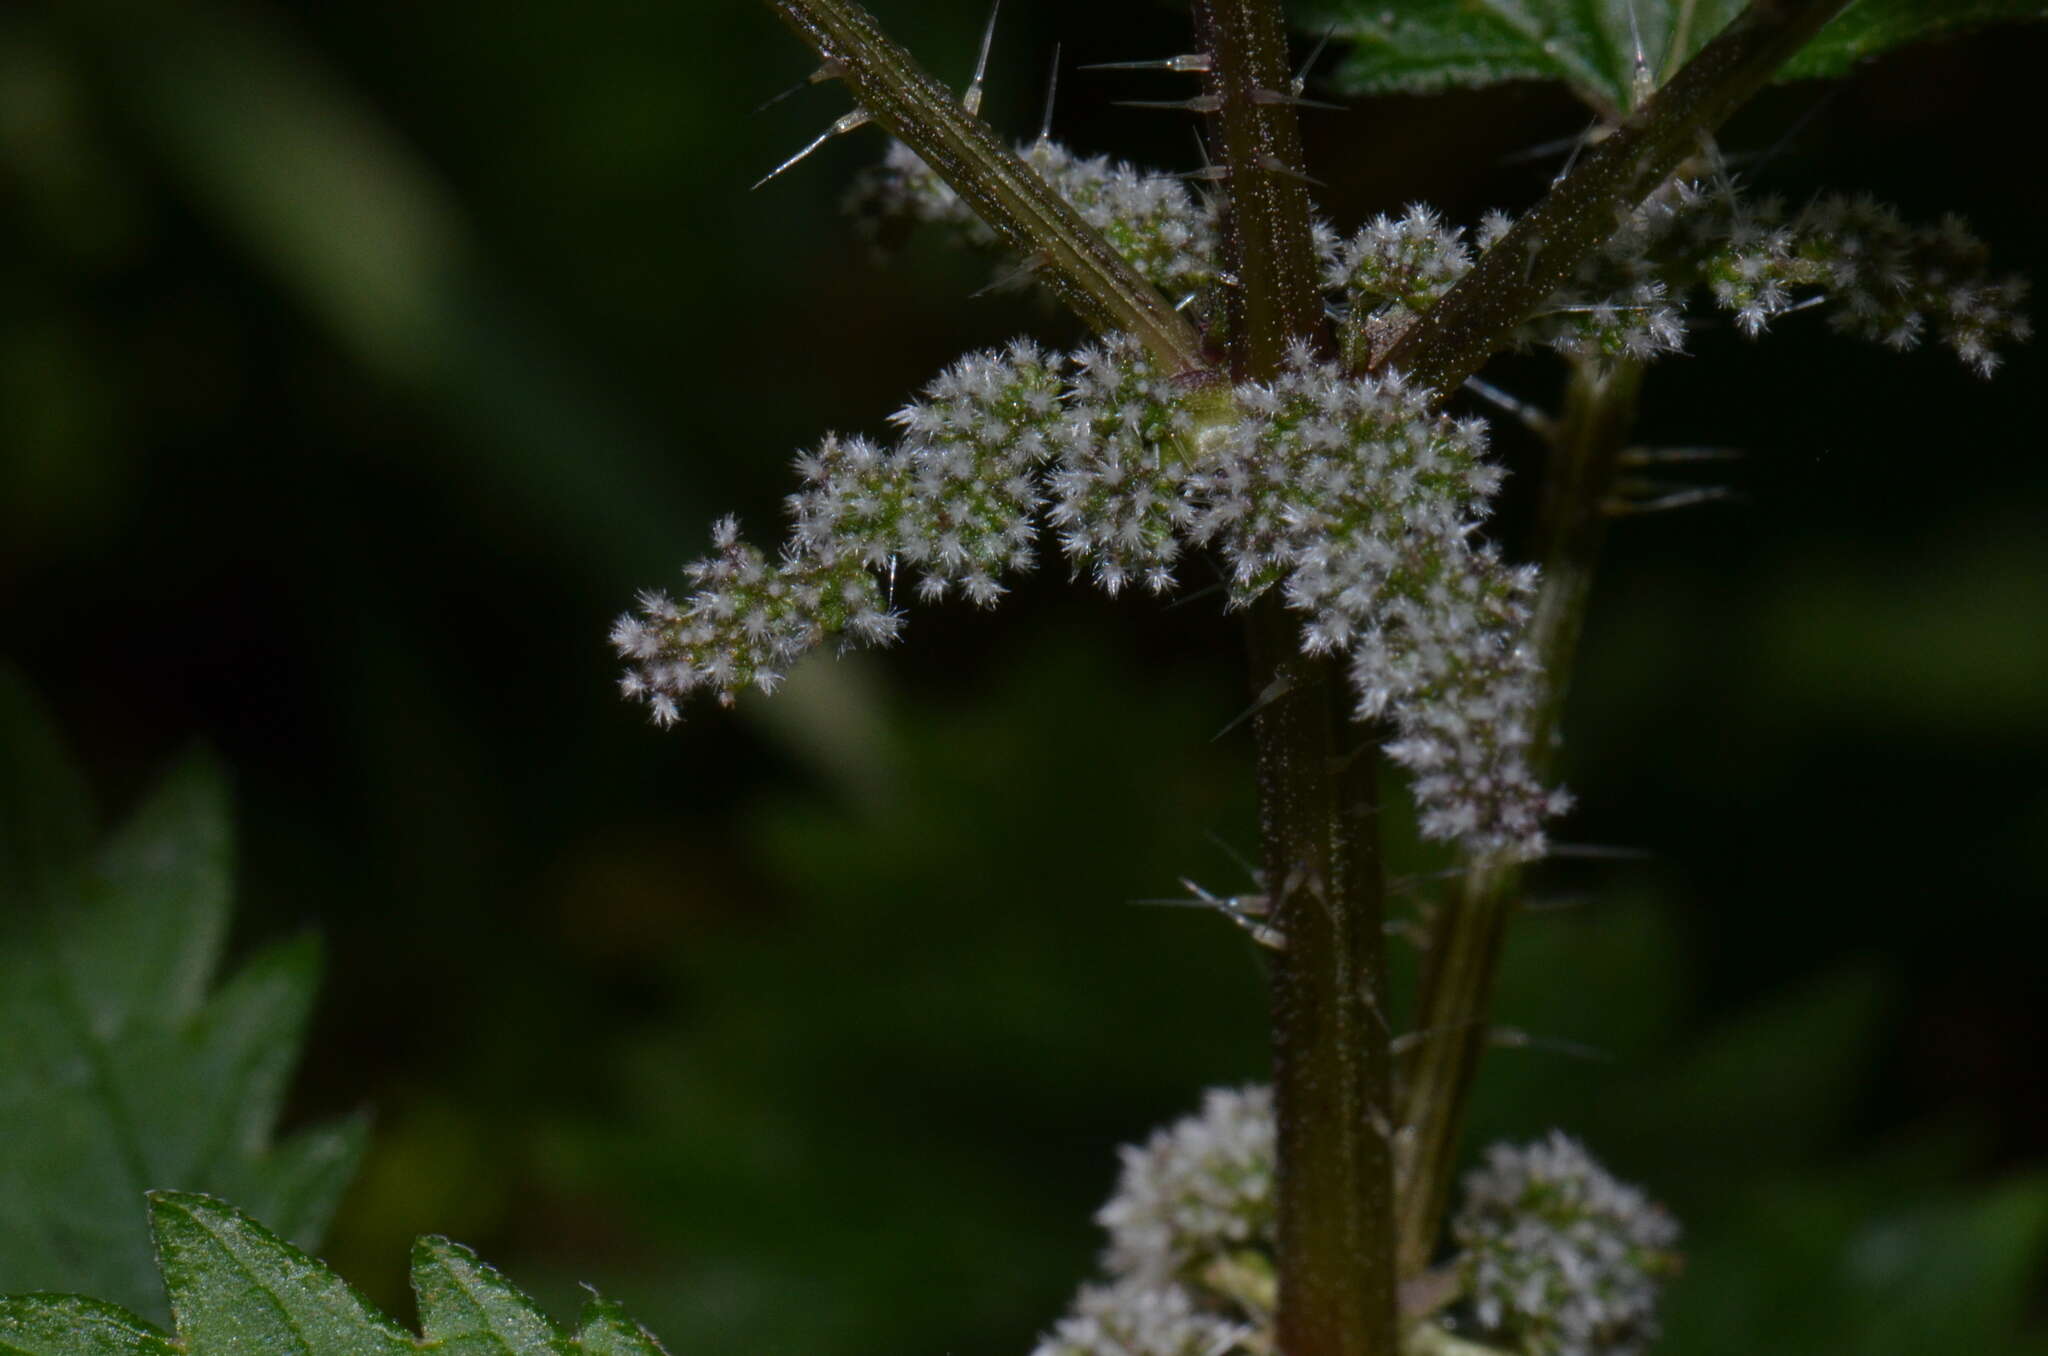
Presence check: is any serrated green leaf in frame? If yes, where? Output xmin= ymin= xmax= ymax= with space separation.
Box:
xmin=572 ymin=1297 xmax=673 ymax=1356
xmin=1319 ymin=0 xmax=1684 ymax=110
xmin=1320 ymin=0 xmax=2045 ymax=112
xmin=0 ymin=1295 xmax=176 ymax=1356
xmin=3 ymin=1195 xmax=674 ymax=1356
xmin=413 ymin=1237 xmax=575 ymax=1355
xmin=0 ymin=692 xmax=362 ymax=1318
xmin=1778 ymin=0 xmax=2048 ymax=80
xmin=150 ymin=1192 xmax=415 ymax=1356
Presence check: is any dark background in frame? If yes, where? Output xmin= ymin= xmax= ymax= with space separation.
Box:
xmin=3 ymin=1 xmax=2043 ymax=1351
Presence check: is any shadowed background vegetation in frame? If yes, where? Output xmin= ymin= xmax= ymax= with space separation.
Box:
xmin=2 ymin=0 xmax=2044 ymax=1351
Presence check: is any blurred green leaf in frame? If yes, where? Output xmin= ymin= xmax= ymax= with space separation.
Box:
xmin=1318 ymin=0 xmax=2046 ymax=112
xmin=0 ymin=1194 xmax=672 ymax=1356
xmin=1779 ymin=0 xmax=2048 ymax=80
xmin=47 ymin=0 xmax=697 ymax=584
xmin=0 ymin=675 xmax=364 ymax=1320
xmin=1662 ymin=1156 xmax=2048 ymax=1355
xmin=1610 ymin=965 xmax=1891 ymax=1179
xmin=1838 ymin=1173 xmax=2048 ymax=1353
xmin=0 ymin=1294 xmax=176 ymax=1356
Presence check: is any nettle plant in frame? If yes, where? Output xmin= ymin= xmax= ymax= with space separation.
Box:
xmin=0 ymin=2 xmax=2031 ymax=1355
xmin=608 ymin=1 xmax=2026 ymax=1355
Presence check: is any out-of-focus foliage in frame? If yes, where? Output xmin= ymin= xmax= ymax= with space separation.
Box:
xmin=0 ymin=1192 xmax=670 ymax=1355
xmin=1316 ymin=0 xmax=2048 ymax=112
xmin=0 ymin=0 xmax=2042 ymax=1353
xmin=0 ymin=673 xmax=364 ymax=1323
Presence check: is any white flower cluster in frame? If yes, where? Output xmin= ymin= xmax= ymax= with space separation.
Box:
xmin=1703 ymin=193 xmax=2031 ymax=376
xmin=1188 ymin=345 xmax=1562 ymax=854
xmin=1041 ymin=338 xmax=1562 ymax=856
xmin=1317 ymin=179 xmax=2028 ymax=376
xmin=1526 ymin=177 xmax=2030 ymax=374
xmin=1097 ymin=1085 xmax=1276 ymax=1290
xmin=1529 ymin=180 xmax=1694 ymax=363
xmin=862 ymin=126 xmax=2029 ymax=378
xmin=1046 ymin=333 xmax=1198 ymax=596
xmin=1327 ymin=205 xmax=1479 ymax=367
xmin=1451 ymin=1132 xmax=1681 ymax=1356
xmin=1032 ymin=1087 xmax=1273 ymax=1356
xmin=852 ymin=139 xmax=1222 ymax=301
xmin=612 ymin=342 xmax=1064 ymax=715
xmin=619 ymin=330 xmax=1562 ymax=856
xmin=610 ymin=517 xmax=895 ymax=723
xmin=802 ymin=337 xmax=1066 ymax=604
xmin=1032 ymin=1281 xmax=1257 ymax=1356
xmin=1033 ymin=1093 xmax=1684 ymax=1356
xmin=624 ymin=141 xmax=2022 ymax=853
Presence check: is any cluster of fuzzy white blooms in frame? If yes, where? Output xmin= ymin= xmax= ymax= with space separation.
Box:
xmin=1523 ymin=177 xmax=2031 ymax=373
xmin=1320 ymin=178 xmax=2029 ymax=375
xmin=1327 ymin=204 xmax=1482 ymax=367
xmin=1034 ymin=1092 xmax=1686 ymax=1356
xmin=610 ymin=516 xmax=896 ymax=723
xmin=1326 ymin=202 xmax=1684 ymax=368
xmin=1033 ymin=1088 xmax=1273 ymax=1356
xmin=1096 ymin=1085 xmax=1275 ymax=1290
xmin=852 ymin=139 xmax=1222 ymax=301
xmin=617 ymin=325 xmax=1561 ymax=855
xmin=1449 ymin=1132 xmax=1681 ymax=1356
xmin=1033 ymin=1281 xmax=1258 ymax=1356
xmin=1189 ymin=344 xmax=1563 ymax=851
xmin=1046 ymin=333 xmax=1199 ymax=596
xmin=1701 ymin=193 xmax=2031 ymax=375
xmin=795 ymin=338 xmax=1066 ymax=603
xmin=619 ymin=132 xmax=2025 ymax=850
xmin=612 ymin=342 xmax=1063 ymax=717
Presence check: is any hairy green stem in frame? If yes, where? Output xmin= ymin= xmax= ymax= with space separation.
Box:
xmin=1393 ymin=357 xmax=1643 ymax=1280
xmin=762 ymin=0 xmax=1208 ymax=376
xmin=1192 ymin=0 xmax=1326 ymax=382
xmin=760 ymin=0 xmax=1841 ymax=1334
xmin=1384 ymin=0 xmax=1851 ymax=1287
xmin=1379 ymin=0 xmax=1851 ymax=397
xmin=1195 ymin=1 xmax=1398 ymax=1352
xmin=1243 ymin=602 xmax=1400 ymax=1356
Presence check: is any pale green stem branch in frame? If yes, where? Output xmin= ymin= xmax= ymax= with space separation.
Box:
xmin=762 ymin=0 xmax=1209 ymax=376
xmin=1193 ymin=1 xmax=1399 ymax=1353
xmin=1379 ymin=0 xmax=1852 ymax=398
xmin=1394 ymin=358 xmax=1643 ymax=1280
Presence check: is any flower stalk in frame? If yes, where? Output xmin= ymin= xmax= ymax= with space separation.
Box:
xmin=734 ymin=1 xmax=1973 ymax=1349
xmin=762 ymin=0 xmax=1208 ymax=376
xmin=1192 ymin=1 xmax=1399 ymax=1352
xmin=1394 ymin=356 xmax=1643 ymax=1281
xmin=1380 ymin=0 xmax=1853 ymax=397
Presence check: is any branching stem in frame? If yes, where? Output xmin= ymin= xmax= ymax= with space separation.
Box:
xmin=1195 ymin=2 xmax=1398 ymax=1353
xmin=1394 ymin=357 xmax=1643 ymax=1279
xmin=1383 ymin=0 xmax=1853 ymax=1287
xmin=763 ymin=0 xmax=1209 ymax=376
xmin=756 ymin=0 xmax=1858 ymax=1342
xmin=1380 ymin=0 xmax=1851 ymax=397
